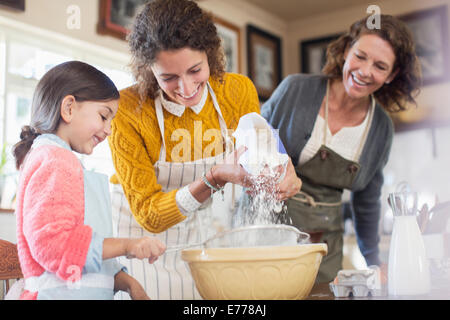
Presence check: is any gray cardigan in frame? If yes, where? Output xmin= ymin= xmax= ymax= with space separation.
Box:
xmin=261 ymin=73 xmax=394 ymax=266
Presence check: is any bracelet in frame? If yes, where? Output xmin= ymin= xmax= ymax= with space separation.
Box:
xmin=210 ymin=167 xmax=222 ymax=189
xmin=201 ymin=172 xmax=225 ymax=200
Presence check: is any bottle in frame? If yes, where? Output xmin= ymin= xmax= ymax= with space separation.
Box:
xmin=388 ymin=192 xmax=431 ymax=296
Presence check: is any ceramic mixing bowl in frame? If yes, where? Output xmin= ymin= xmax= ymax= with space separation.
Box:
xmin=181 ymin=243 xmax=327 ymax=300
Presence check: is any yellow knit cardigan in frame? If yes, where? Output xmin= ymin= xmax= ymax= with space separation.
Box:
xmin=108 ymin=73 xmax=260 ymax=233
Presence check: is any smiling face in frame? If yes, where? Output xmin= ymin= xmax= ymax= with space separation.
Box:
xmin=58 ymin=97 xmax=119 ymax=155
xmin=342 ymin=34 xmax=398 ymax=99
xmin=151 ymin=48 xmax=210 ymax=107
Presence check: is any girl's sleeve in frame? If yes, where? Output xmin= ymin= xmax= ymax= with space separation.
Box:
xmin=22 ymin=149 xmax=92 ymax=281
xmin=82 ymin=233 xmax=104 ymax=273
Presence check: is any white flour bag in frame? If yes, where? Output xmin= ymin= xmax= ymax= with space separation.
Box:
xmin=233 ymin=112 xmax=289 ymax=178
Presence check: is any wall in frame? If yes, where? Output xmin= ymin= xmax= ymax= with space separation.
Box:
xmin=2 ymin=0 xmax=449 ymax=98
xmin=0 ymin=0 xmax=289 ymax=77
xmin=0 ymin=0 xmax=128 ymax=54
xmin=199 ymin=0 xmax=289 ymax=77
xmin=288 ymin=0 xmax=450 ymax=71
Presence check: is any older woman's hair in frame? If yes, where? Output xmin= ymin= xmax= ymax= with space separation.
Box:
xmin=128 ymin=0 xmax=225 ymax=100
xmin=322 ymin=14 xmax=422 ymax=112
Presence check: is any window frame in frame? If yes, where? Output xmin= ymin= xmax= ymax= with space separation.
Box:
xmin=0 ymin=16 xmax=133 ymax=177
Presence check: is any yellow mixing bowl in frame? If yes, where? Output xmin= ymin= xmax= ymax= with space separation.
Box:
xmin=181 ymin=243 xmax=327 ymax=300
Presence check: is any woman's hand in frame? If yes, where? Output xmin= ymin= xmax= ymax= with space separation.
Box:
xmin=245 ymin=157 xmax=301 ymax=201
xmin=212 ymin=146 xmax=252 ymax=187
xmin=275 ymin=158 xmax=302 ymax=201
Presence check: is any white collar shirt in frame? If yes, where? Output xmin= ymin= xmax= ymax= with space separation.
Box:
xmin=158 ymin=85 xmax=208 ymax=117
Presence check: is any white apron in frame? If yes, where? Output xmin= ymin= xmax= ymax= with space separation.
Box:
xmin=112 ymin=83 xmax=240 ymax=300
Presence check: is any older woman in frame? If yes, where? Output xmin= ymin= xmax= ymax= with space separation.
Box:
xmin=108 ymin=0 xmax=301 ymax=299
xmin=262 ymin=14 xmax=421 ymax=283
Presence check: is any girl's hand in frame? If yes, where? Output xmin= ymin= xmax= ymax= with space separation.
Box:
xmin=125 ymin=236 xmax=166 ymax=263
xmin=114 ymin=271 xmax=150 ymax=300
xmin=128 ymin=280 xmax=151 ymax=300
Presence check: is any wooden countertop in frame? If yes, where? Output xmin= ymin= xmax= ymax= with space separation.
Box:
xmin=307 ymin=282 xmax=450 ymax=300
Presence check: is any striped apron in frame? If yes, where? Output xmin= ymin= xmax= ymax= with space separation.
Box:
xmin=112 ymin=83 xmax=239 ymax=299
xmin=287 ymin=80 xmax=374 ymax=283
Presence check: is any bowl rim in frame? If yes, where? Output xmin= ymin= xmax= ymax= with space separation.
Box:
xmin=180 ymin=243 xmax=328 ymax=262
xmin=205 ymin=224 xmax=311 ymax=245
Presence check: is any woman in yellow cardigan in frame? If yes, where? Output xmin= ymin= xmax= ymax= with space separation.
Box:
xmin=108 ymin=0 xmax=301 ymax=299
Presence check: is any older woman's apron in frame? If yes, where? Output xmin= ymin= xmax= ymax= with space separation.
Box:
xmin=112 ymin=83 xmax=238 ymax=300
xmin=287 ymin=81 xmax=374 ymax=283
xmin=24 ymin=135 xmax=123 ymax=299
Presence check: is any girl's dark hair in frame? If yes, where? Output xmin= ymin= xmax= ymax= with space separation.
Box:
xmin=322 ymin=14 xmax=422 ymax=112
xmin=128 ymin=0 xmax=225 ymax=101
xmin=13 ymin=60 xmax=119 ymax=169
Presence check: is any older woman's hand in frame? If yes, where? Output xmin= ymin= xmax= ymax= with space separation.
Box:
xmin=275 ymin=158 xmax=302 ymax=201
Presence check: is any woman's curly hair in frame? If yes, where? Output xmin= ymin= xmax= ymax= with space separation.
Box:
xmin=128 ymin=0 xmax=226 ymax=101
xmin=322 ymin=14 xmax=422 ymax=113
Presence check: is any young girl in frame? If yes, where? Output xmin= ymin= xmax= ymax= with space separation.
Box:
xmin=12 ymin=61 xmax=166 ymax=300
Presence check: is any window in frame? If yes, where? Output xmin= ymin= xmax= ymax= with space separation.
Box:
xmin=0 ymin=18 xmax=134 ymax=207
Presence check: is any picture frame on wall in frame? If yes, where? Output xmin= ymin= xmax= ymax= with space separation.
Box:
xmin=399 ymin=5 xmax=450 ymax=86
xmin=97 ymin=0 xmax=147 ymax=40
xmin=214 ymin=16 xmax=241 ymax=74
xmin=0 ymin=0 xmax=25 ymax=11
xmin=246 ymin=25 xmax=282 ymax=101
xmin=300 ymin=34 xmax=342 ymax=74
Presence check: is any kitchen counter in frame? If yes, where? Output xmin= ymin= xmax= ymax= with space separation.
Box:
xmin=307 ymin=283 xmax=450 ymax=300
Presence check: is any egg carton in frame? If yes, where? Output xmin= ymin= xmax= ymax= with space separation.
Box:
xmin=329 ymin=267 xmax=387 ymax=298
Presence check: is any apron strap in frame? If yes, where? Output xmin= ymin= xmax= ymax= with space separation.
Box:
xmin=206 ymin=83 xmax=234 ymax=153
xmin=155 ymin=96 xmax=167 ymax=162
xmin=292 ymin=191 xmax=342 ymax=208
xmin=205 ymin=83 xmax=236 ymax=207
